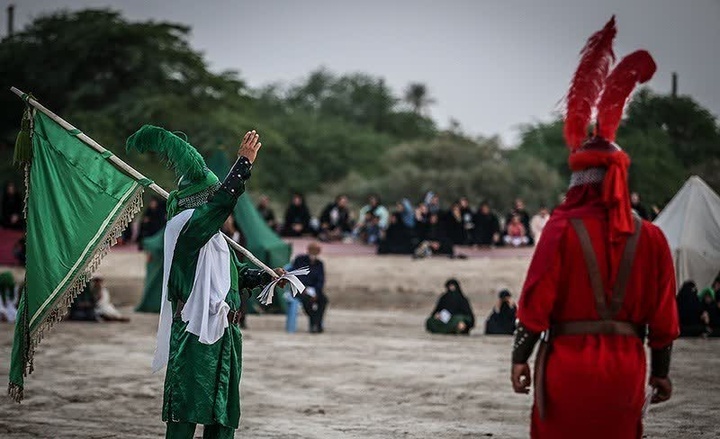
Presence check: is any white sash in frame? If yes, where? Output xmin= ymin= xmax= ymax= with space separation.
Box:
xmin=151 ymin=209 xmax=231 ymax=372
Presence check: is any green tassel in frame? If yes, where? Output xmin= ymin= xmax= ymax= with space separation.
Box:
xmin=13 ymin=108 xmax=33 ymax=165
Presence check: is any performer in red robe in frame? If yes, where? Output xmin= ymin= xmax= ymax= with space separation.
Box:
xmin=511 ymin=17 xmax=679 ymax=439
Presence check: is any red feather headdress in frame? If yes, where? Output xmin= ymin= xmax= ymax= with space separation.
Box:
xmin=563 ymin=16 xmax=617 ymax=150
xmin=596 ymin=50 xmax=657 ymax=141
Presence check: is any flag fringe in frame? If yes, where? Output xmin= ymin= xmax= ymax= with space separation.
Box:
xmin=11 ymin=186 xmax=144 ymax=402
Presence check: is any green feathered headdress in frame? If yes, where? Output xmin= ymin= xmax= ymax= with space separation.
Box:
xmin=126 ymin=125 xmax=219 ymax=217
xmin=126 ymin=125 xmax=208 ymax=182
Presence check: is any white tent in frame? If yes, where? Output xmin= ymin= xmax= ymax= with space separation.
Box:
xmin=654 ymin=176 xmax=720 ymax=290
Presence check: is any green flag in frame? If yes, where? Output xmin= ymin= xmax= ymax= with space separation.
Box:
xmin=9 ymin=110 xmax=146 ymax=402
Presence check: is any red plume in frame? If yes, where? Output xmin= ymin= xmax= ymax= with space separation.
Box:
xmin=596 ymin=50 xmax=656 ymax=142
xmin=564 ymin=16 xmax=617 ymax=150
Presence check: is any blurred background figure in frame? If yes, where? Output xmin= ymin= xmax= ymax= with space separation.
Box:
xmin=68 ymin=282 xmax=99 ymax=322
xmin=676 ymin=281 xmax=707 ymax=337
xmin=530 ymin=207 xmax=550 ymax=243
xmin=139 ymin=196 xmax=166 ymax=249
xmin=414 ymin=212 xmax=454 ymax=258
xmin=319 ymin=195 xmax=353 ymax=242
xmin=630 ymin=192 xmax=648 ymax=220
xmin=283 ymin=193 xmax=312 ymax=237
xmin=257 ymin=195 xmax=278 ymax=232
xmin=425 ymin=279 xmax=475 ymax=334
xmin=475 ymin=201 xmax=501 ymax=247
xmin=221 ymin=214 xmax=245 ymax=246
xmin=354 ymin=195 xmax=389 ymax=244
xmin=0 ymin=271 xmax=17 ymax=323
xmin=291 ymin=242 xmax=327 ymax=333
xmin=1 ymin=181 xmax=23 ymax=230
xmin=378 ymin=212 xmax=415 ymax=255
xmin=503 ymin=215 xmax=530 ymax=247
xmin=485 ymin=289 xmax=517 ymax=335
xmin=700 ymin=280 xmax=720 ymax=337
xmin=91 ymin=277 xmax=130 ymax=322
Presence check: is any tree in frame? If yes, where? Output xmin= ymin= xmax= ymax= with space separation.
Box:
xmin=403 ymin=82 xmax=435 ymax=115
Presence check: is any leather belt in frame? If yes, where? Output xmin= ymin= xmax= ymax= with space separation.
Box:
xmin=174 ymin=300 xmax=242 ymax=326
xmin=552 ymin=320 xmax=646 ymax=339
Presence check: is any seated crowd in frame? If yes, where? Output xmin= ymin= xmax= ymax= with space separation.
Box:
xmin=259 ymin=192 xmax=559 ymax=257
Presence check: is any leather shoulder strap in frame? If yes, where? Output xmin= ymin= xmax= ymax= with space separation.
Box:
xmin=609 ymin=216 xmax=643 ymax=317
xmin=570 ymin=218 xmax=611 ymax=320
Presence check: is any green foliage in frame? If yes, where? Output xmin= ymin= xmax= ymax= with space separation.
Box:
xmin=326 ymin=133 xmax=564 ymax=212
xmin=1 ymin=9 xmax=718 ymax=213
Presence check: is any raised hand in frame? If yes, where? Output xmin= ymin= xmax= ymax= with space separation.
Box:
xmin=238 ymin=130 xmax=262 ymax=163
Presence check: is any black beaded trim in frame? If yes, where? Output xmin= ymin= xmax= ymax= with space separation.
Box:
xmin=220 ymin=156 xmax=253 ymax=197
xmin=512 ymin=323 xmax=541 ymax=364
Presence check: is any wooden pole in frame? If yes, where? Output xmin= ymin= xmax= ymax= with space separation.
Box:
xmin=10 ymin=86 xmax=278 ymax=278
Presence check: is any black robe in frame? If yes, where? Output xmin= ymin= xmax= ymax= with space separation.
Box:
xmin=474 ymin=211 xmax=500 ymax=245
xmin=485 ymin=302 xmax=517 ymax=335
xmin=283 ymin=203 xmax=311 ymax=236
xmin=676 ymin=282 xmax=705 ymax=337
xmin=378 ymin=217 xmax=415 ymax=255
xmin=430 ymin=290 xmax=475 ymax=330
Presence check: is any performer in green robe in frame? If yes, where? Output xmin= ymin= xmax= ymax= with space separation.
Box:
xmin=126 ymin=127 xmax=282 ymax=439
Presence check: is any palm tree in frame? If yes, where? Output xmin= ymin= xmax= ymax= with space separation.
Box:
xmin=403 ymin=82 xmax=435 ymax=115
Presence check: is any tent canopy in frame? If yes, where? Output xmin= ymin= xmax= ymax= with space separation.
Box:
xmin=654 ymin=176 xmax=720 ymax=291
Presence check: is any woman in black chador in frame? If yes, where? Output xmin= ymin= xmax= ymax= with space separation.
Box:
xmin=425 ymin=279 xmax=475 ymax=334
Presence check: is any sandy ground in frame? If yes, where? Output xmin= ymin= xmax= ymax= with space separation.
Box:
xmin=1 ymin=248 xmax=719 ymax=438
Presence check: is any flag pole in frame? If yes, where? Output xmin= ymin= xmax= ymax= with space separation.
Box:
xmin=10 ymin=87 xmax=278 ymax=278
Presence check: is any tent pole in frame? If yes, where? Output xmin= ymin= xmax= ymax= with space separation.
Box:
xmin=10 ymin=87 xmax=277 ymax=278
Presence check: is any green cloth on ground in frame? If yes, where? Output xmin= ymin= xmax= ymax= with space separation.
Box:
xmin=136 ymin=228 xmax=165 ymax=313
xmin=9 ymin=111 xmax=144 ymax=401
xmin=425 ymin=314 xmax=472 ymax=334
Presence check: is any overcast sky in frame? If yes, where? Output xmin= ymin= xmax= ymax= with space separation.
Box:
xmin=3 ymin=0 xmax=719 ymax=144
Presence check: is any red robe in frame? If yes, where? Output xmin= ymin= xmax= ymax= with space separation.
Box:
xmin=518 ymin=185 xmax=679 ymax=439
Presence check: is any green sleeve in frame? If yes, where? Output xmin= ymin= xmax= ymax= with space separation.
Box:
xmin=179 ymin=190 xmax=239 ymax=251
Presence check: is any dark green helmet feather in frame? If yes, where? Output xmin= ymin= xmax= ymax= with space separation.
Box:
xmin=126 ymin=125 xmax=207 ymax=182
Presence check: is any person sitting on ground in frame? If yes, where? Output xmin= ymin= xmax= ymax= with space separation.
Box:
xmin=355 ymin=212 xmax=381 ymax=244
xmin=414 ymin=212 xmax=454 ymax=258
xmin=396 ymin=199 xmax=416 ymax=229
xmin=68 ymin=283 xmax=99 ymax=321
xmin=424 ymin=191 xmax=441 ymax=215
xmin=355 ymin=195 xmax=390 ymax=238
xmin=282 ymin=193 xmax=312 ymax=237
xmin=485 ymin=290 xmax=517 ymax=335
xmin=426 ymin=279 xmax=475 ymax=334
xmin=700 ymin=284 xmax=720 ymax=337
xmin=413 ymin=203 xmax=430 ymax=239
xmin=458 ymin=197 xmax=475 ymax=245
xmin=319 ymin=195 xmax=353 ymax=242
xmin=257 ymin=195 xmax=278 ymax=231
xmin=446 ymin=203 xmax=466 ymax=246
xmin=474 ymin=201 xmax=501 ymax=247
xmin=505 ymin=198 xmax=531 ymax=242
xmin=676 ymin=281 xmax=707 ymax=337
xmin=504 ymin=215 xmax=530 ymax=247
xmin=91 ymin=277 xmax=130 ymax=322
xmin=378 ymin=212 xmax=415 ymax=255
xmin=291 ymin=242 xmax=327 ymax=333
xmin=530 ymin=206 xmax=551 ymax=243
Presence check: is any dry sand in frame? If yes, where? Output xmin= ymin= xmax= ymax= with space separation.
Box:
xmin=1 ymin=248 xmax=719 ymax=438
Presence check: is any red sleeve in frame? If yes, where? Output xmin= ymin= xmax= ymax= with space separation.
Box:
xmin=517 ymin=233 xmax=563 ymax=333
xmin=647 ymin=224 xmax=680 ymax=349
